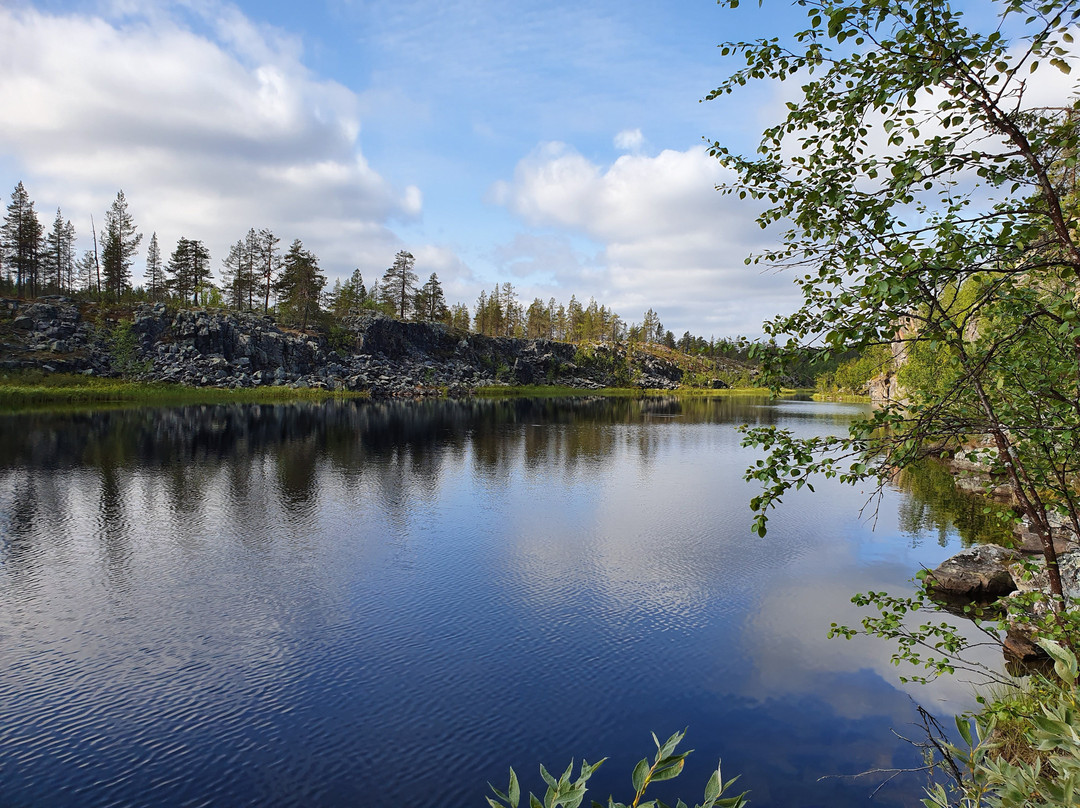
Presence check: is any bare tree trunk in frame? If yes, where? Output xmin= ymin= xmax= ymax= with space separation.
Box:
xmin=91 ymin=215 xmax=101 ymax=299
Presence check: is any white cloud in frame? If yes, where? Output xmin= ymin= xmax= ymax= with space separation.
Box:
xmin=613 ymin=127 xmax=644 ymax=152
xmin=493 ymin=141 xmax=799 ymax=337
xmin=0 ymin=2 xmax=424 ymax=286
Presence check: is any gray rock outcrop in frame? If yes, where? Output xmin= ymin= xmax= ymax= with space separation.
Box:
xmin=924 ymin=543 xmax=1021 ymax=599
xmin=0 ymin=298 xmax=685 ymax=396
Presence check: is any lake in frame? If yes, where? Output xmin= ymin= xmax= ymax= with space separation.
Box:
xmin=0 ymin=396 xmax=1002 ymax=807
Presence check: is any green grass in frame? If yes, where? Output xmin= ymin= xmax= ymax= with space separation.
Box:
xmin=472 ymin=384 xmax=793 ymax=398
xmin=473 ymin=384 xmax=637 ymax=397
xmin=675 ymin=385 xmax=802 ymax=396
xmin=0 ymin=371 xmax=804 ymax=411
xmin=0 ymin=370 xmax=367 ymax=412
xmin=811 ymin=391 xmax=872 ymax=403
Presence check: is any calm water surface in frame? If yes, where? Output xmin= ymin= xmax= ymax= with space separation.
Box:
xmin=0 ymin=396 xmax=1001 ymax=807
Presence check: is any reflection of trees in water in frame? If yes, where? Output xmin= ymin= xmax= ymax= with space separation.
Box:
xmin=0 ymin=472 xmax=41 ymax=576
xmin=0 ymin=395 xmax=818 ymax=571
xmin=97 ymin=464 xmax=131 ymax=580
xmin=893 ymin=460 xmax=1014 ymax=548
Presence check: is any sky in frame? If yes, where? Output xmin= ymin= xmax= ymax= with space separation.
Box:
xmin=0 ymin=0 xmax=1028 ymax=338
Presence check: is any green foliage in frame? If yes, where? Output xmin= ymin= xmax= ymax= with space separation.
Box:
xmin=167 ymin=237 xmax=212 ymax=305
xmin=920 ymin=641 xmax=1080 ymax=808
xmin=101 ymin=190 xmax=141 ymax=301
xmin=380 ymin=249 xmax=418 ymax=320
xmin=487 ymin=731 xmax=748 ymax=808
xmin=829 ymin=561 xmax=1080 ymax=687
xmin=714 ymin=0 xmax=1080 ymax=603
xmin=325 ymin=322 xmax=356 ymax=356
xmin=107 ymin=318 xmax=150 ymax=377
xmin=0 ymin=369 xmax=366 ymax=410
xmin=274 ymin=239 xmax=326 ymax=331
xmin=817 ymin=343 xmax=892 ymax=394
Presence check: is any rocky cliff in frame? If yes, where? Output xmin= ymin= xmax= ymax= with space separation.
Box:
xmin=0 ymin=297 xmax=684 ymax=396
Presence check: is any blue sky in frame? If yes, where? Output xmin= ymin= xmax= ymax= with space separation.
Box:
xmin=0 ymin=0 xmax=991 ymax=337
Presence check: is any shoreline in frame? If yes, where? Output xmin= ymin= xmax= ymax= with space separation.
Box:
xmin=0 ymin=370 xmax=795 ymax=412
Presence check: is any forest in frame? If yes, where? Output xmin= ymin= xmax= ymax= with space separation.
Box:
xmin=0 ymin=181 xmax=760 ymax=370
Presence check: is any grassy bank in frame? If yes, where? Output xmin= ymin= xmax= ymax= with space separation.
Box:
xmin=472 ymin=384 xmax=792 ymax=398
xmin=811 ymin=391 xmax=872 ymax=403
xmin=0 ymin=371 xmax=806 ymax=411
xmin=0 ymin=370 xmax=366 ymax=411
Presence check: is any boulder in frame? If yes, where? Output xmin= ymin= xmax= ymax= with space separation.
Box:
xmin=924 ymin=544 xmax=1020 ymax=599
xmin=1003 ymin=628 xmax=1044 ymax=661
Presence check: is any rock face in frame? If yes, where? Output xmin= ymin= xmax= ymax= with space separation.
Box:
xmin=1008 ymin=551 xmax=1080 ymax=603
xmin=925 ymin=544 xmax=1021 ymax=599
xmin=0 ymin=298 xmax=685 ymax=396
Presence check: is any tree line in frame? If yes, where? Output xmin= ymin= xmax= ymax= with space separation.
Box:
xmin=0 ymin=181 xmax=739 ymax=353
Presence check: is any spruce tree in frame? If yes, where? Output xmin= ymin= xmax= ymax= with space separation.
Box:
xmin=167 ymin=237 xmax=211 ymax=304
xmin=221 ymin=238 xmax=249 ymax=309
xmin=274 ymin=239 xmax=326 ymax=330
xmin=76 ymin=251 xmax=97 ymax=293
xmin=101 ymin=190 xmax=142 ymax=300
xmin=413 ymin=272 xmax=448 ymax=322
xmin=145 ymin=233 xmax=166 ymax=301
xmin=2 ymin=182 xmax=42 ymax=297
xmin=43 ymin=208 xmax=76 ymax=293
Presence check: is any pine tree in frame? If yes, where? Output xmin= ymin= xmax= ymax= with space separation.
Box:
xmin=62 ymin=220 xmax=76 ymax=291
xmin=413 ymin=272 xmax=448 ymax=322
xmin=2 ymin=182 xmax=42 ymax=297
xmin=553 ymin=303 xmax=567 ymax=341
xmin=379 ymin=250 xmax=418 ymax=319
xmin=274 ymin=239 xmax=326 ymax=330
xmin=166 ymin=237 xmax=211 ymax=304
xmin=100 ymin=190 xmax=142 ymax=300
xmin=145 ymin=233 xmax=166 ymax=301
xmin=500 ymin=281 xmax=520 ymax=336
xmin=567 ymin=296 xmax=584 ymax=342
xmin=525 ymin=297 xmax=550 ymax=339
xmin=641 ymin=308 xmax=661 ymax=344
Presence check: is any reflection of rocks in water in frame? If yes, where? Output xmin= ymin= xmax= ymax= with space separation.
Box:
xmin=0 ymin=395 xmax=801 ymax=475
xmin=639 ymin=396 xmax=683 ymax=417
xmin=893 ymin=460 xmax=1016 ymax=548
xmin=0 ymin=395 xmax=842 ymax=571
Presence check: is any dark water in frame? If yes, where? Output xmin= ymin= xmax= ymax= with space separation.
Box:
xmin=0 ymin=396 xmax=1001 ymax=807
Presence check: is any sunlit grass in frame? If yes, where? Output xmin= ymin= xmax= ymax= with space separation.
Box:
xmin=472 ymin=384 xmax=793 ymax=397
xmin=0 ymin=370 xmax=366 ymax=411
xmin=812 ymin=391 xmax=872 ymax=403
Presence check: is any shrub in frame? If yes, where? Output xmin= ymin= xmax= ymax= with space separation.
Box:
xmin=487 ymin=730 xmax=748 ymax=808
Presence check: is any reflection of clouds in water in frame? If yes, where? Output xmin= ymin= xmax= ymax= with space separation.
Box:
xmin=502 ymin=417 xmax=1003 ymax=726
xmin=503 ymin=425 xmax=742 ymax=629
xmin=742 ymin=557 xmax=1001 ymax=719
xmin=0 ymin=398 xmax=1020 ymax=807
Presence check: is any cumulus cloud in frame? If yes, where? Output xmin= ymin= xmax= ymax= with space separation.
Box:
xmin=492 ymin=141 xmax=799 ymax=337
xmin=613 ymin=128 xmax=644 ymax=152
xmin=0 ymin=2 xmax=422 ymax=283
